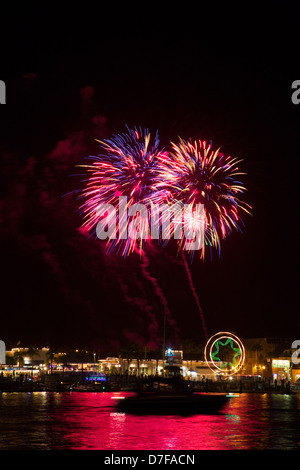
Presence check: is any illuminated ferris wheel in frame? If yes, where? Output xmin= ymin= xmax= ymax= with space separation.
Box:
xmin=204 ymin=331 xmax=245 ymax=376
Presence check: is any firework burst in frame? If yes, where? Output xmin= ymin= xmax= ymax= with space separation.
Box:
xmin=155 ymin=137 xmax=252 ymax=259
xmin=77 ymin=126 xmax=164 ymax=256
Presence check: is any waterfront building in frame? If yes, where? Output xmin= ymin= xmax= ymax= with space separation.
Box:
xmin=242 ymin=337 xmax=299 ymax=381
xmin=1 ymin=339 xmax=300 ymax=383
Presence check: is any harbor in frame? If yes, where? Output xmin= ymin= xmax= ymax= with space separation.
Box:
xmin=0 ymin=370 xmax=298 ymax=395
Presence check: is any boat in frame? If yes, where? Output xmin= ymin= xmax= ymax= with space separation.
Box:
xmin=115 ymin=377 xmax=229 ymax=415
xmin=71 ymin=373 xmax=110 ymax=392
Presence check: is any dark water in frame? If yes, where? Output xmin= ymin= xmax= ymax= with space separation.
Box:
xmin=0 ymin=391 xmax=299 ymax=450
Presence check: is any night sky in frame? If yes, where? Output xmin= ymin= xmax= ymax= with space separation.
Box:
xmin=0 ymin=4 xmax=299 ymax=353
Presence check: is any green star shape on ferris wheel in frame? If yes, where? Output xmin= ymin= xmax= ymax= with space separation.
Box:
xmin=211 ymin=338 xmax=241 ymax=370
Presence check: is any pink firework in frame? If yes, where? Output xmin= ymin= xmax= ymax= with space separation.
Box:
xmin=77 ymin=126 xmax=165 ymax=256
xmin=155 ymin=137 xmax=252 ymax=259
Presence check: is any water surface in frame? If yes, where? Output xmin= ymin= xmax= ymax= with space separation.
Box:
xmin=0 ymin=392 xmax=299 ymax=450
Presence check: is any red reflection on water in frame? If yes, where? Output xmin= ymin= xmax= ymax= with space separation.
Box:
xmin=1 ymin=391 xmax=299 ymax=450
xmin=48 ymin=392 xmax=258 ymax=450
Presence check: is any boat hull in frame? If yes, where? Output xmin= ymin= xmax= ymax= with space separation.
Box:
xmin=116 ymin=392 xmax=229 ymax=415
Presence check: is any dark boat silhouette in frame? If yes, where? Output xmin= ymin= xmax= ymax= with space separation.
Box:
xmin=116 ymin=376 xmax=229 ymax=415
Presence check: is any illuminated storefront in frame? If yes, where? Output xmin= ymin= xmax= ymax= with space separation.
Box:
xmin=272 ymin=359 xmax=291 ymax=381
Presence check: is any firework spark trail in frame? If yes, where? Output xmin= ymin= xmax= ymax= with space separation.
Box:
xmin=181 ymin=251 xmax=208 ymax=341
xmin=117 ymin=275 xmax=160 ymax=347
xmin=76 ymin=130 xmax=251 ymax=338
xmin=136 ymin=247 xmax=178 ymax=334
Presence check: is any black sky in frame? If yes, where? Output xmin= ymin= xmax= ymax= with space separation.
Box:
xmin=0 ymin=4 xmax=299 ymax=353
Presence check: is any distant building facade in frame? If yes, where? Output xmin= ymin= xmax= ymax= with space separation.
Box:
xmin=243 ymin=337 xmax=299 ymax=381
xmin=1 ymin=338 xmax=300 ymax=382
